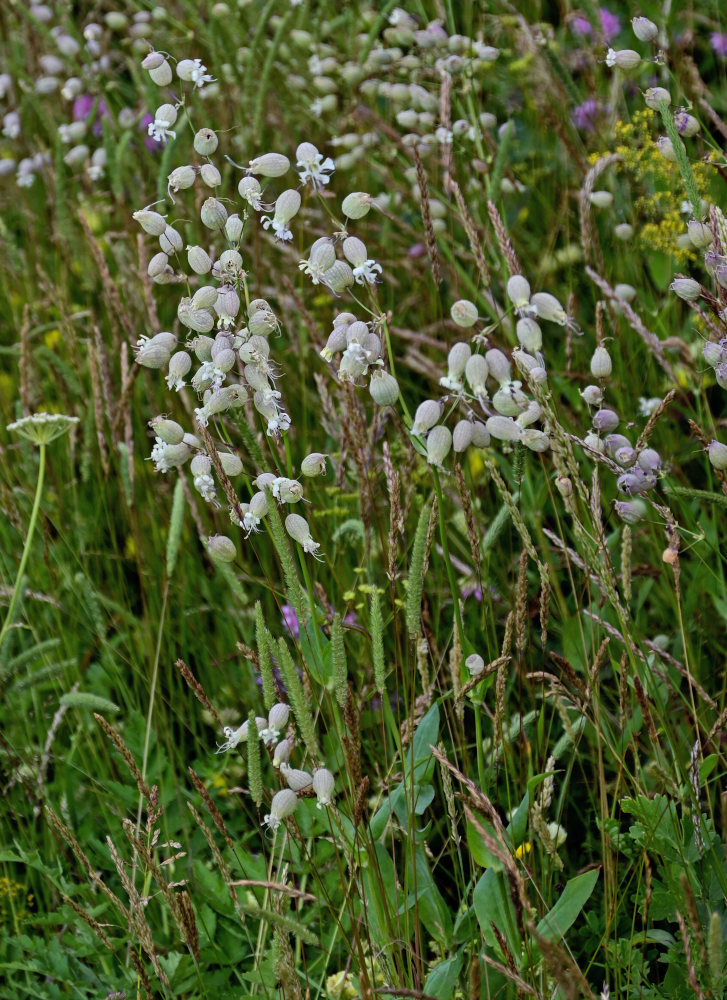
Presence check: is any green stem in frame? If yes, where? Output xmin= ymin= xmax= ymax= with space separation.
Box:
xmin=0 ymin=442 xmax=46 ymax=653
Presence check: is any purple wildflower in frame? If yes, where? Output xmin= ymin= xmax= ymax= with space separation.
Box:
xmin=571 ymin=16 xmax=592 ymax=37
xmin=711 ymin=32 xmax=727 ymax=58
xmin=573 ymin=98 xmax=601 ymax=131
xmin=73 ymin=94 xmax=109 ymax=137
xmin=599 ymin=9 xmax=621 ymax=43
xmin=281 ymin=603 xmax=299 ymax=639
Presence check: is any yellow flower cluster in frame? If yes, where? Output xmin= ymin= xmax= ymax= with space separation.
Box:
xmin=592 ymin=109 xmax=714 ymax=264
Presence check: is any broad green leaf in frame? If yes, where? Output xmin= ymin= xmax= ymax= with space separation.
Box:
xmin=535 ymin=868 xmax=599 ymax=943
xmin=424 ymin=954 xmax=463 ymax=1000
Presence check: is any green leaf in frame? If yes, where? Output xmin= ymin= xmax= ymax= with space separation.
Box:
xmin=473 ymin=868 xmax=521 ymax=963
xmin=535 ymin=868 xmax=599 ymax=943
xmin=424 ymin=954 xmax=463 ymax=1000
xmin=404 ymin=701 xmax=439 ymax=782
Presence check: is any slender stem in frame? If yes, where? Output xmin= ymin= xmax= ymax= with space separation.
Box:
xmin=0 ymin=442 xmax=46 ymax=653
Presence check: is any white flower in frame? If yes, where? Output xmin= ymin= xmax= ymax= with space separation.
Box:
xmin=166 ymin=371 xmax=186 ymax=391
xmin=309 ymin=98 xmax=326 ymax=117
xmin=260 ymin=215 xmax=293 ymax=241
xmin=150 ymin=436 xmax=170 ymax=472
xmin=189 ymin=59 xmax=214 ymax=89
xmin=215 ymin=722 xmax=248 ymax=754
xmin=296 ymin=148 xmax=335 ymax=189
xmin=638 ymin=396 xmax=661 ymax=417
xmin=2 ymin=112 xmax=20 ymax=139
xmin=17 ymin=169 xmax=35 ymax=188
xmin=352 ymin=259 xmax=382 ymax=285
xmin=194 ymin=473 xmax=216 ymax=502
xmin=243 ymin=510 xmax=261 ymax=535
xmin=148 ymin=117 xmax=176 ymax=144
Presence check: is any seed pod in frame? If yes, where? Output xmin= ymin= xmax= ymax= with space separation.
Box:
xmin=369 ymin=369 xmax=399 ymax=405
xmin=201 ymin=197 xmax=227 ymax=230
xmin=617 ymin=471 xmax=651 ymax=496
xmin=248 ymin=152 xmax=290 ymax=177
xmin=590 ymin=345 xmax=612 ymax=378
xmin=342 ymin=236 xmax=367 ymax=266
xmin=301 ymin=452 xmax=328 ymax=477
xmin=264 ymin=788 xmax=298 ymax=831
xmin=136 ymin=339 xmax=172 ymax=369
xmin=453 ymin=419 xmax=474 ymax=452
xmin=656 ymin=136 xmax=677 ymax=162
xmin=426 ymin=425 xmax=452 ymax=467
xmin=637 ymin=448 xmax=661 ymax=474
xmin=581 ymin=384 xmax=603 ymax=406
xmin=615 ymin=500 xmax=646 ymax=524
xmin=604 ymin=434 xmax=631 ymax=457
xmin=276 ymin=478 xmax=304 ymax=503
xmin=450 ymin=299 xmax=478 ymax=327
xmin=268 ymin=702 xmax=290 ymax=733
xmin=215 ymin=284 xmax=241 ymax=319
xmin=516 ymin=317 xmax=542 ymax=352
xmin=192 ymin=336 xmax=214 ymax=362
xmin=342 ymin=191 xmax=372 ymax=219
xmin=322 ymin=260 xmax=354 ymax=294
xmin=312 ymin=768 xmax=335 ymax=807
xmin=615 ymin=284 xmax=637 ymax=302
xmin=187 ymin=245 xmax=213 ymax=275
xmin=466 ymin=653 xmax=484 ymax=676
xmin=412 ymin=399 xmax=442 ymax=435
xmin=194 ymin=127 xmax=218 ymax=155
xmin=493 ymin=382 xmax=528 ymax=417
xmin=471 ymin=421 xmax=490 ymax=448
xmin=248 ymin=491 xmax=269 ymax=518
xmin=207 ymin=534 xmax=236 ymax=562
xmin=275 ymin=189 xmax=302 ymax=223
xmin=516 ymin=400 xmax=541 ymax=428
xmin=133 ymin=209 xmax=167 ymax=235
xmin=486 ymin=415 xmax=522 ymax=442
xmin=674 ymin=110 xmax=700 ymax=137
xmin=283 ymin=767 xmax=313 ymax=791
xmin=168 ymin=350 xmax=192 ymax=383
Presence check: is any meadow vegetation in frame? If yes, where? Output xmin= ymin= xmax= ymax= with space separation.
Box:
xmin=1 ymin=1 xmax=727 ymax=998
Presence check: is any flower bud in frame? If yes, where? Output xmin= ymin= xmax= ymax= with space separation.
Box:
xmin=471 ymin=421 xmax=490 ymax=448
xmin=136 ymin=339 xmax=172 ymax=369
xmin=187 ymin=245 xmax=213 ymax=274
xmin=637 ymin=448 xmax=661 ymax=474
xmin=615 ymin=499 xmax=647 ymax=524
xmin=264 ymin=788 xmax=298 ymax=831
xmin=450 ymin=299 xmax=478 ymax=328
xmin=167 ymin=351 xmax=191 ymax=388
xmin=322 ymin=260 xmax=354 ymax=294
xmin=590 ymin=346 xmax=612 ymax=378
xmin=238 ymin=175 xmax=262 ymax=205
xmin=655 ymin=137 xmax=677 ymax=162
xmin=506 ymin=274 xmax=531 ymax=309
xmin=249 ymin=491 xmax=269 ymax=519
xmin=147 ymin=251 xmax=169 ymax=278
xmin=200 ymin=163 xmax=221 ymax=187
xmin=342 ymin=236 xmax=367 ymax=267
xmin=312 ymin=768 xmax=335 ymax=807
xmin=671 ymin=277 xmax=701 ymax=301
xmin=520 ymin=428 xmax=550 ymax=452
xmin=486 ymin=415 xmax=522 ymax=442
xmin=466 ymin=653 xmax=484 ymax=676
xmin=190 ymin=454 xmax=211 ymax=477
xmin=194 ymin=127 xmax=218 ymax=155
xmin=133 ymin=209 xmax=167 ymax=235
xmin=605 ymin=48 xmax=641 ymax=70
xmin=369 ymin=370 xmax=399 ymax=406
xmin=342 ymin=191 xmax=372 ymax=219
xmin=207 ymin=534 xmax=236 ymax=562
xmin=218 ymin=452 xmax=243 ymax=477
xmin=168 ymin=165 xmax=196 ymax=192
xmin=225 ymin=214 xmax=243 ymax=243
xmin=275 ymin=189 xmax=302 ymax=223
xmin=301 ymin=452 xmax=328 ymax=477
xmin=674 ymin=109 xmax=700 ymax=138
xmin=426 ymin=425 xmax=452 ymax=467
xmin=267 ymin=702 xmax=290 ymax=734
xmin=708 ymin=440 xmax=727 ymax=470
xmin=593 ymin=408 xmax=619 ymax=432
xmin=452 ymin=420 xmax=474 ymax=452
xmin=485 ymin=349 xmax=511 ymax=383
xmin=248 ymin=152 xmax=290 ymax=177
xmin=687 ymin=220 xmax=712 ymax=249
xmin=159 ymin=226 xmax=183 ymax=254
xmin=632 ymin=16 xmax=658 ymax=42
xmin=614 ymin=223 xmax=634 ymax=240
xmin=412 ymin=399 xmax=442 ymax=435
xmin=201 ymin=197 xmax=227 ymax=230
xmin=530 ymin=292 xmax=567 ymax=325
xmin=282 ymin=767 xmax=313 ymax=792
xmin=150 ymin=417 xmax=185 ymax=444
xmin=273 ymin=739 xmax=291 ymax=767
xmin=465 ymin=354 xmax=489 ymax=395
xmin=589 ymin=190 xmax=614 ymax=208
